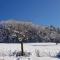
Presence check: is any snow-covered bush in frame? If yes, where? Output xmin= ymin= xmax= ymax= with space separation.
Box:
xmin=56 ymin=52 xmax=60 ymax=58
xmin=13 ymin=51 xmax=31 ymax=57
xmin=35 ymin=49 xmax=40 ymax=57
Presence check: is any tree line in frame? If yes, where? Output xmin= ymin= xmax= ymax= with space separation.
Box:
xmin=0 ymin=20 xmax=60 ymax=43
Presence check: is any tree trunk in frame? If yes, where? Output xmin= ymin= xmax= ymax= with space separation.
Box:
xmin=21 ymin=41 xmax=24 ymax=56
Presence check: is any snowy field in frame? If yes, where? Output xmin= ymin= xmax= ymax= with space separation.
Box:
xmin=0 ymin=43 xmax=60 ymax=60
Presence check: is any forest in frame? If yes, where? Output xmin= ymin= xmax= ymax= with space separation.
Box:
xmin=0 ymin=20 xmax=60 ymax=43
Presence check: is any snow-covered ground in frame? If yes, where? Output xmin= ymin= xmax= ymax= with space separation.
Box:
xmin=0 ymin=43 xmax=60 ymax=60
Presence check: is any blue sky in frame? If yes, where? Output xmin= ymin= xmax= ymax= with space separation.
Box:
xmin=0 ymin=0 xmax=60 ymax=26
